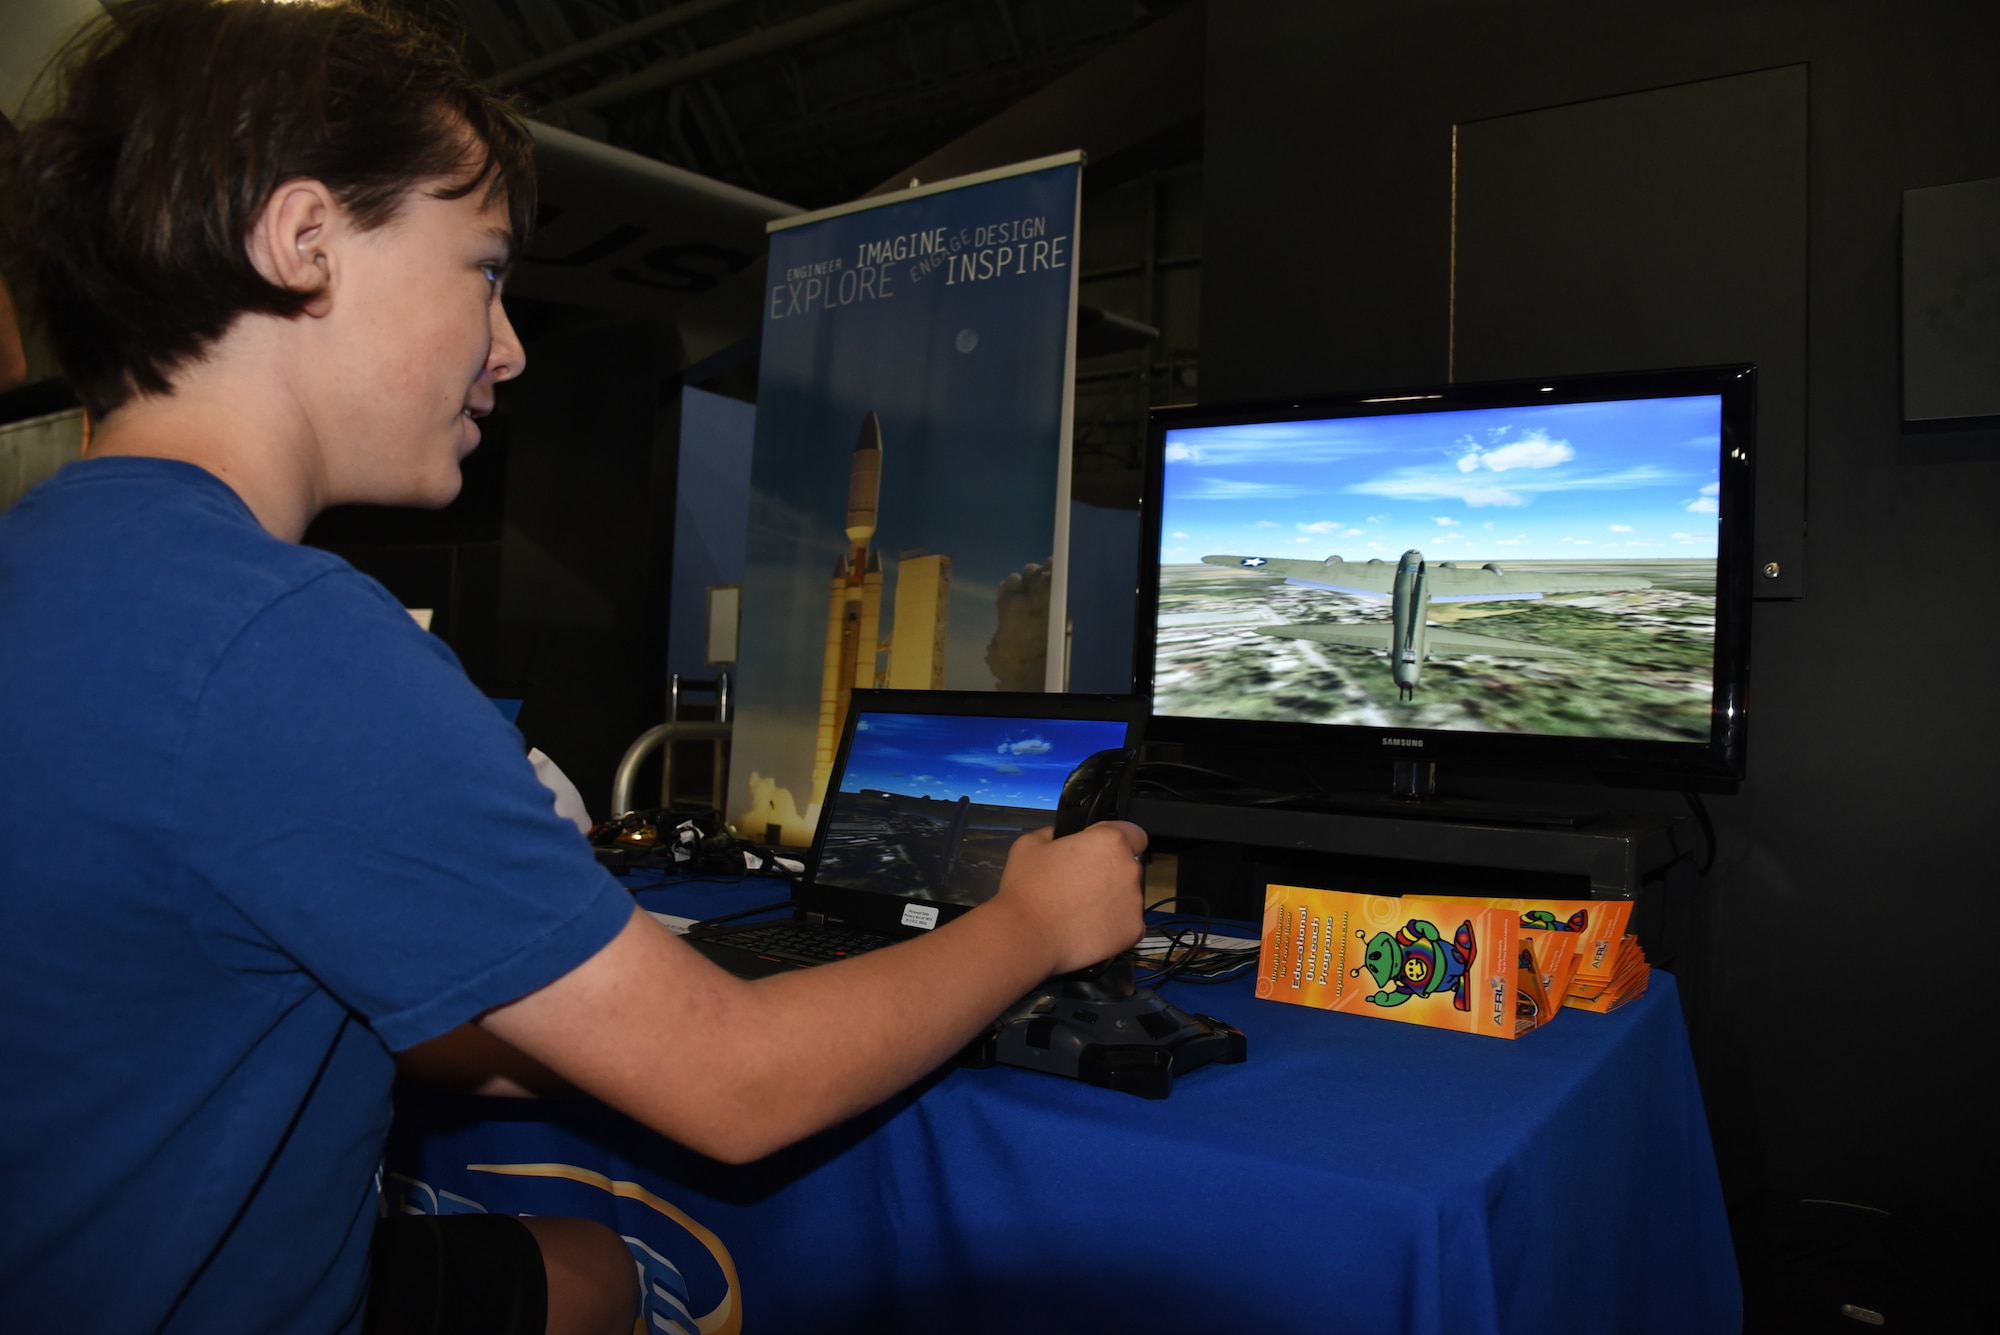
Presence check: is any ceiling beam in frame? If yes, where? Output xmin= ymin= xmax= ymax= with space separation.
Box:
xmin=487 ymin=0 xmax=749 ymax=92
xmin=538 ymin=0 xmax=934 ymax=116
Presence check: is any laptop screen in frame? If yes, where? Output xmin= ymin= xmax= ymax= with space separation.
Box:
xmin=813 ymin=710 xmax=1133 ymax=910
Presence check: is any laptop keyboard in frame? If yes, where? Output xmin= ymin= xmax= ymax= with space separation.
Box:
xmin=708 ymin=922 xmax=897 ymax=966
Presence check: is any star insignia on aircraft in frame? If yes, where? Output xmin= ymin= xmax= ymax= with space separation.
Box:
xmin=1240 ymin=557 xmax=1268 ymax=567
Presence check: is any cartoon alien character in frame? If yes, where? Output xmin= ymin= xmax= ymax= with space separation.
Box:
xmin=1521 ymin=909 xmax=1588 ymax=933
xmin=1352 ymin=917 xmax=1479 ymax=1011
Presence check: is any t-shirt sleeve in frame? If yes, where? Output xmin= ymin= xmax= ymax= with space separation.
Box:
xmin=175 ymin=568 xmax=635 ymax=1051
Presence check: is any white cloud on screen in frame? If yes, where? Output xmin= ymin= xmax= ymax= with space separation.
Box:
xmin=1434 ymin=516 xmax=1460 ymax=526
xmin=1254 ymin=520 xmax=1280 ymax=528
xmin=1609 ymin=524 xmax=1634 ymax=532
xmin=1160 ymin=420 xmax=1389 ymax=467
xmin=1186 ymin=478 xmax=1310 ymax=500
xmin=1455 ymin=431 xmax=1575 ymax=474
xmin=1350 ymin=464 xmax=1679 ymax=507
xmin=947 ymin=753 xmax=1020 ymax=775
xmin=1297 ymin=520 xmax=1339 ymax=534
xmin=1686 ymin=496 xmax=1719 ymax=514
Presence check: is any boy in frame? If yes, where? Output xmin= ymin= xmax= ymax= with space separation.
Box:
xmin=0 ymin=3 xmax=1147 ymax=1332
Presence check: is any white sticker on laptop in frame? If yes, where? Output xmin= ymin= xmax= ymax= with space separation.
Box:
xmin=900 ymin=903 xmax=940 ymax=931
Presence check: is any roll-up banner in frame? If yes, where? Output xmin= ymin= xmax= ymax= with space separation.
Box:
xmin=728 ymin=153 xmax=1084 ymax=846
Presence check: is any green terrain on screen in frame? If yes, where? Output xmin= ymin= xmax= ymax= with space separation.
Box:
xmin=1152 ymin=560 xmax=1716 ymax=741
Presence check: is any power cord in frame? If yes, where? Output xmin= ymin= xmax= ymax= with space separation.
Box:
xmin=1683 ymin=791 xmax=1718 ymax=875
xmin=1134 ymin=895 xmax=1261 ymax=986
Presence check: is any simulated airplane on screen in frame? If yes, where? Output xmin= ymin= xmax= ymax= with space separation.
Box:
xmin=1200 ymin=549 xmax=1653 ymax=701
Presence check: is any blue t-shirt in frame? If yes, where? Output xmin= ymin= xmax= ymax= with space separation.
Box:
xmin=0 ymin=458 xmax=635 ymax=1333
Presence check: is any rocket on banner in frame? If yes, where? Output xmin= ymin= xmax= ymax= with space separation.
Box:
xmin=729 ymin=154 xmax=1084 ymax=845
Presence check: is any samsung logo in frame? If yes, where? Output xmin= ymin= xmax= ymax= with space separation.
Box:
xmin=1382 ymin=738 xmax=1423 ymax=748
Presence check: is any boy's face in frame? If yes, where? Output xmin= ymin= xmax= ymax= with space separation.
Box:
xmin=314 ymin=179 xmax=525 ymax=509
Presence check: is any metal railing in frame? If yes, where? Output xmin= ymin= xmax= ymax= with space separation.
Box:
xmin=608 ymin=672 xmax=732 ymax=817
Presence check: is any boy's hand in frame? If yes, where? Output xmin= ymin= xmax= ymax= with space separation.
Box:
xmin=989 ymin=821 xmax=1148 ymax=977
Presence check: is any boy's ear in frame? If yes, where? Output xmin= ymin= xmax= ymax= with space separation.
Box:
xmin=246 ymin=181 xmax=339 ymax=317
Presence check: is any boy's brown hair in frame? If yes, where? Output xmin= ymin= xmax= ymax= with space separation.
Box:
xmin=1 ymin=0 xmax=536 ymax=419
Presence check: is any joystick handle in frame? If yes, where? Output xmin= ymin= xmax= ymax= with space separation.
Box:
xmin=1048 ymin=747 xmax=1143 ymax=986
xmin=1051 ymin=747 xmax=1138 ymax=839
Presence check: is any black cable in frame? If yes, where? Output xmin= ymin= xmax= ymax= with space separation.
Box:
xmin=1164 ymin=955 xmax=1260 ymax=985
xmin=1133 ymin=761 xmax=1371 ymax=814
xmin=1136 ymin=895 xmax=1260 ymax=985
xmin=1135 ymin=760 xmax=1259 ymax=787
xmin=686 ymin=899 xmax=794 ymax=932
xmin=1135 ymin=894 xmax=1204 ymax=985
xmin=1132 ymin=761 xmax=1293 ymax=805
xmin=1131 ymin=776 xmax=1195 ymax=801
xmin=1683 ymin=790 xmax=1718 ymax=875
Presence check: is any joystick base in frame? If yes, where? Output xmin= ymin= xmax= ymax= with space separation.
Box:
xmin=960 ymin=982 xmax=1246 ymax=1099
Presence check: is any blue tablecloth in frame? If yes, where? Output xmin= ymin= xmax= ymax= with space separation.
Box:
xmin=385 ymin=877 xmax=1740 ymax=1334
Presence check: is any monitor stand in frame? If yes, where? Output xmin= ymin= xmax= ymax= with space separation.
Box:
xmin=1290 ymin=761 xmax=1601 ymax=829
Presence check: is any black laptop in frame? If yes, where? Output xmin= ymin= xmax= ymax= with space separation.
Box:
xmin=686 ymin=689 xmax=1146 ymax=978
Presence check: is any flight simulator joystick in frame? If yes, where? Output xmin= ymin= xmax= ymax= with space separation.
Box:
xmin=961 ymin=748 xmax=1247 ymax=1099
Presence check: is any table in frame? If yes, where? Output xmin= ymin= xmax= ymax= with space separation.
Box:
xmin=385 ymin=878 xmax=1740 ymax=1335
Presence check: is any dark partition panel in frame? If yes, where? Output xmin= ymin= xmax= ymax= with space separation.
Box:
xmin=1454 ymin=67 xmax=1808 ymax=595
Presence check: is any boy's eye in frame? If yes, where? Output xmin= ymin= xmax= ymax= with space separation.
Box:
xmin=479 ymin=264 xmax=505 ymax=296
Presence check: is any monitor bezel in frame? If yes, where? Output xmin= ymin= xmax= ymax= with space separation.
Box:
xmin=1131 ymin=365 xmax=1755 ymax=789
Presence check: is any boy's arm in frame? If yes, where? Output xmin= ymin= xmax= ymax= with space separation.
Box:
xmin=398 ymin=1022 xmax=578 ymax=1098
xmin=477 ymin=821 xmax=1147 ymax=1164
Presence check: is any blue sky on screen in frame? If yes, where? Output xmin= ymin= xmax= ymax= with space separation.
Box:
xmin=1159 ymin=396 xmax=1723 ymax=564
xmin=838 ymin=713 xmax=1130 ymax=809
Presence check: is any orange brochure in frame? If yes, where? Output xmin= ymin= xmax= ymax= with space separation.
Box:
xmin=1568 ymin=936 xmax=1650 ymax=1011
xmin=1567 ymin=933 xmax=1646 ymax=1002
xmin=1258 ymin=885 xmax=1528 ymax=1039
xmin=1515 ymin=940 xmax=1554 ymax=1029
xmin=1426 ymin=896 xmax=1633 ymax=998
xmin=1517 ymin=928 xmax=1580 ymax=1025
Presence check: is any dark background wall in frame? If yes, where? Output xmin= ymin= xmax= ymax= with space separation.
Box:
xmin=305 ymin=310 xmax=685 ymax=818
xmin=1201 ymin=0 xmax=1998 ymax=1271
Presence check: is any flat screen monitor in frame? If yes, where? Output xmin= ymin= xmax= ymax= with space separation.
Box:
xmin=1133 ymin=366 xmax=1754 ymax=788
